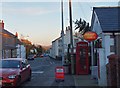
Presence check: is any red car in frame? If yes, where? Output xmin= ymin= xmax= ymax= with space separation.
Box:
xmin=0 ymin=58 xmax=31 ymax=87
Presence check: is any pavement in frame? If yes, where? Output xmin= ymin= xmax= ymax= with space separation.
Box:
xmin=73 ymin=74 xmax=98 ymax=87
xmin=50 ymin=57 xmax=99 ymax=87
xmin=63 ymin=65 xmax=98 ymax=87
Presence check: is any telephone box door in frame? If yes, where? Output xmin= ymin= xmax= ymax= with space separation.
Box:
xmin=76 ymin=41 xmax=89 ymax=75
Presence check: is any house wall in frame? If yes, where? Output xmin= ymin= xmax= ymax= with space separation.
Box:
xmin=97 ymin=34 xmax=115 ymax=86
xmin=50 ymin=27 xmax=80 ymax=59
xmin=92 ymin=10 xmax=120 ymax=86
xmin=64 ymin=28 xmax=71 ymax=46
xmin=0 ymin=21 xmax=3 ymax=59
xmin=91 ymin=11 xmax=108 ymax=86
xmin=91 ymin=11 xmax=102 ymax=79
xmin=55 ymin=39 xmax=59 ymax=58
xmin=51 ymin=39 xmax=59 ymax=59
xmin=17 ymin=45 xmax=26 ymax=59
xmin=0 ymin=29 xmax=2 ymax=59
xmin=58 ymin=38 xmax=62 ymax=57
xmin=2 ymin=33 xmax=17 ymax=58
xmin=51 ymin=41 xmax=55 ymax=58
xmin=64 ymin=27 xmax=79 ymax=53
xmin=98 ymin=49 xmax=107 ymax=86
xmin=103 ymin=34 xmax=114 ymax=64
xmin=49 ymin=48 xmax=52 ymax=57
xmin=64 ymin=28 xmax=71 ymax=55
xmin=116 ymin=35 xmax=120 ymax=56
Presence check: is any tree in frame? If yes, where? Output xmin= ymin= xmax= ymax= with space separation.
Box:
xmin=36 ymin=45 xmax=43 ymax=55
xmin=74 ymin=18 xmax=90 ymax=35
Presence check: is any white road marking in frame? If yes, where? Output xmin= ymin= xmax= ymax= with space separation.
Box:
xmin=31 ymin=65 xmax=49 ymax=69
xmin=50 ymin=62 xmax=55 ymax=64
xmin=32 ymin=71 xmax=44 ymax=74
xmin=50 ymin=62 xmax=52 ymax=64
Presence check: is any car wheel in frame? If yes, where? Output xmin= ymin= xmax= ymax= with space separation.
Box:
xmin=27 ymin=73 xmax=31 ymax=81
xmin=16 ymin=76 xmax=21 ymax=86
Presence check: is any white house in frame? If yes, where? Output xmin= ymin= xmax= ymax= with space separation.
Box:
xmin=91 ymin=7 xmax=120 ymax=86
xmin=50 ymin=26 xmax=80 ymax=59
xmin=51 ymin=37 xmax=61 ymax=59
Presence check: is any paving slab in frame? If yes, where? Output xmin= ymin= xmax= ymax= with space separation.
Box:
xmin=74 ymin=75 xmax=98 ymax=87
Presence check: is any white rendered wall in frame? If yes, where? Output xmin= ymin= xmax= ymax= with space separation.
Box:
xmin=0 ymin=29 xmax=2 ymax=59
xmin=98 ymin=49 xmax=107 ymax=86
xmin=17 ymin=45 xmax=26 ymax=59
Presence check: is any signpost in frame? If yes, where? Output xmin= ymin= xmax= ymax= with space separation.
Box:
xmin=83 ymin=31 xmax=98 ymax=81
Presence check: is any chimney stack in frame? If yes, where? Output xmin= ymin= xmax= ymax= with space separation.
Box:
xmin=15 ymin=32 xmax=18 ymax=38
xmin=0 ymin=20 xmax=4 ymax=29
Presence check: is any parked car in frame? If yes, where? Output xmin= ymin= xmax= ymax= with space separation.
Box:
xmin=27 ymin=55 xmax=35 ymax=60
xmin=0 ymin=58 xmax=31 ymax=87
xmin=40 ymin=54 xmax=44 ymax=57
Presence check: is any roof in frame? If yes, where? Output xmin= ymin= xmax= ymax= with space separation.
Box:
xmin=3 ymin=29 xmax=16 ymax=38
xmin=52 ymin=36 xmax=61 ymax=43
xmin=92 ymin=7 xmax=120 ymax=33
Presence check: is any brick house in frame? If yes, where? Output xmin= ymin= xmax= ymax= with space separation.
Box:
xmin=0 ymin=20 xmax=18 ymax=59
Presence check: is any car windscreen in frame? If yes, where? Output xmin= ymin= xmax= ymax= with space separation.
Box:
xmin=0 ymin=60 xmax=20 ymax=68
xmin=28 ymin=55 xmax=34 ymax=57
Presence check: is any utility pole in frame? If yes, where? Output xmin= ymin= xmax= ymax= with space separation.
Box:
xmin=61 ymin=0 xmax=65 ymax=66
xmin=69 ymin=0 xmax=74 ymax=74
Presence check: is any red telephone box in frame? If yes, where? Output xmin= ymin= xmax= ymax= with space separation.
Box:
xmin=76 ymin=41 xmax=89 ymax=75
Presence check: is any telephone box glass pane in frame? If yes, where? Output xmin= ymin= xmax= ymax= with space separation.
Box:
xmin=56 ymin=69 xmax=63 ymax=73
xmin=79 ymin=48 xmax=86 ymax=70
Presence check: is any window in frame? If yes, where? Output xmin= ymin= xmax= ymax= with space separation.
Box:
xmin=110 ymin=45 xmax=115 ymax=52
xmin=95 ymin=38 xmax=102 ymax=48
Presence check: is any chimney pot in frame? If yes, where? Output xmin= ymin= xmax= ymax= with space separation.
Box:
xmin=0 ymin=20 xmax=4 ymax=29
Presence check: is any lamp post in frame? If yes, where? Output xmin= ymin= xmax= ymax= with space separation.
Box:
xmin=69 ymin=0 xmax=74 ymax=74
xmin=61 ymin=0 xmax=65 ymax=66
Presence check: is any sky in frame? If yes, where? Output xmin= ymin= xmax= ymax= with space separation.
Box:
xmin=0 ymin=0 xmax=119 ymax=46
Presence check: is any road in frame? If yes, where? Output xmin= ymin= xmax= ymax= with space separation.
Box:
xmin=21 ymin=56 xmax=75 ymax=87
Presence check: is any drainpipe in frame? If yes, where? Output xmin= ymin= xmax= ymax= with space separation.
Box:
xmin=91 ymin=41 xmax=95 ymax=78
xmin=112 ymin=32 xmax=116 ymax=54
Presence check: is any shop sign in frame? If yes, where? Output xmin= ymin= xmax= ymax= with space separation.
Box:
xmin=83 ymin=31 xmax=98 ymax=42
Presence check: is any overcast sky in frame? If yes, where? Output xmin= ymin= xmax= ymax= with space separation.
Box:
xmin=1 ymin=0 xmax=119 ymax=46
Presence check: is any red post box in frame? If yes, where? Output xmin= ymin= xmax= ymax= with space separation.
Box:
xmin=55 ymin=66 xmax=65 ymax=81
